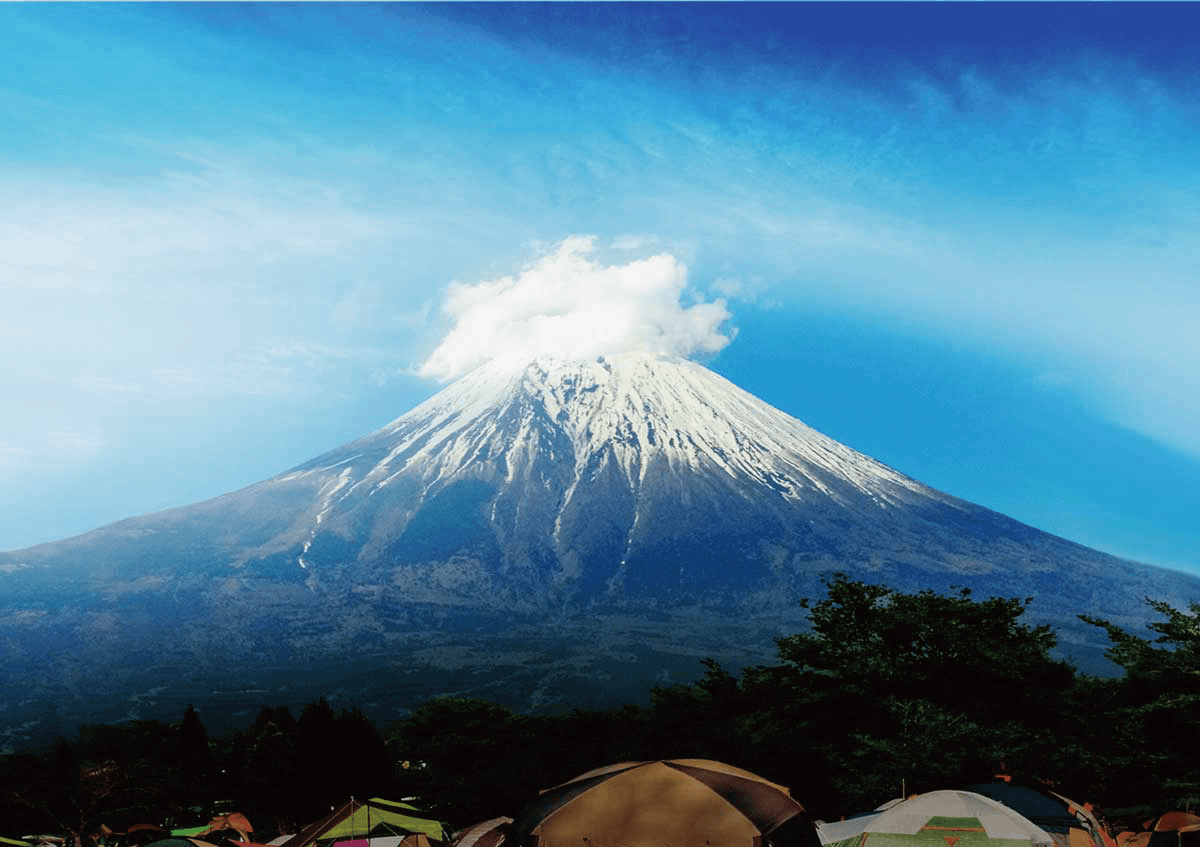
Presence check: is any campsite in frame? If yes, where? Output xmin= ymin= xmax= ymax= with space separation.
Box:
xmin=1 ymin=579 xmax=1195 ymax=847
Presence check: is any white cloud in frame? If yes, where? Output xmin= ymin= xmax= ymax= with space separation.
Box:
xmin=710 ymin=277 xmax=744 ymax=300
xmin=610 ymin=234 xmax=660 ymax=251
xmin=418 ymin=236 xmax=734 ymax=380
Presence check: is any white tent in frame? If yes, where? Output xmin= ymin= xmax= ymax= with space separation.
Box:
xmin=817 ymin=814 xmax=881 ymax=845
xmin=822 ymin=789 xmax=1056 ymax=846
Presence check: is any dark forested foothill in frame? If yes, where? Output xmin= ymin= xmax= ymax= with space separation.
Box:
xmin=1 ymin=578 xmax=1196 ymax=844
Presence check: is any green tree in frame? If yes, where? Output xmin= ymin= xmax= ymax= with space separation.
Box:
xmin=8 ymin=727 xmax=173 ymax=844
xmin=776 ymin=576 xmax=1074 ymax=717
xmin=389 ymin=698 xmax=527 ymax=824
xmin=171 ymin=705 xmax=213 ymax=812
xmin=232 ymin=706 xmax=303 ymax=833
xmin=697 ymin=576 xmax=1082 ymax=816
xmin=281 ymin=700 xmax=391 ymax=817
xmin=326 ymin=706 xmax=393 ymax=802
xmin=1080 ymin=599 xmax=1200 ymax=813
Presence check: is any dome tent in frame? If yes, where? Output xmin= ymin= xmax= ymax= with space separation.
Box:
xmin=823 ymin=789 xmax=1056 ymax=846
xmin=508 ymin=759 xmax=817 ymax=846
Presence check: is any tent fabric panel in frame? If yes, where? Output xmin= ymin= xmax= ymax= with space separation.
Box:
xmin=665 ymin=761 xmax=804 ymax=834
xmin=453 ymin=817 xmax=512 ymax=848
xmin=316 ymin=804 xmax=442 ymax=843
xmin=870 ymin=791 xmax=1052 ymax=840
xmin=817 ymin=815 xmax=882 ymax=846
xmin=283 ymin=798 xmax=443 ymax=846
xmin=664 ymin=759 xmax=793 ymax=794
xmin=285 ymin=800 xmax=358 ymax=847
xmin=1153 ymin=813 xmax=1201 ymax=832
xmin=532 ymin=761 xmax=759 ymax=847
xmin=765 ymin=813 xmax=824 ymax=846
xmin=1047 ymin=793 xmax=1112 ymax=847
xmin=823 ymin=836 xmax=867 ymax=848
xmin=861 ymin=833 xmax=1044 ymax=846
xmin=922 ymin=815 xmax=988 ymax=830
xmin=972 ymin=808 xmax=1055 ymax=842
xmin=546 ymin=761 xmax=648 ymax=788
xmin=511 ymin=764 xmax=647 ymax=840
xmin=965 ymin=784 xmax=1085 ymax=834
xmin=366 ymin=800 xmax=426 ymax=816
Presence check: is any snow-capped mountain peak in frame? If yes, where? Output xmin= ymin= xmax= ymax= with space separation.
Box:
xmin=2 ymin=350 xmax=1195 ymax=742
xmin=284 ymin=353 xmax=946 ymax=543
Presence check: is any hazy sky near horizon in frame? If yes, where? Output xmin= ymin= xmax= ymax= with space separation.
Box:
xmin=2 ymin=3 xmax=1197 ymax=573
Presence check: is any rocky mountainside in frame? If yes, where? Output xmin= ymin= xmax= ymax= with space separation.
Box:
xmin=1 ymin=353 xmax=1194 ymax=748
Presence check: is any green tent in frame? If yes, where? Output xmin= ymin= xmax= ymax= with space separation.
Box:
xmin=285 ymin=798 xmax=444 ymax=846
xmin=170 ymin=827 xmax=211 ymax=838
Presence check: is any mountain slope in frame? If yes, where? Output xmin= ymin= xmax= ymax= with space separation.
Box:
xmin=0 ymin=353 xmax=1195 ymax=746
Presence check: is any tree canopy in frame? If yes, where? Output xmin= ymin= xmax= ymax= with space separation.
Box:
xmin=1080 ymin=600 xmax=1200 ymax=813
xmin=1 ymin=578 xmax=1196 ymax=839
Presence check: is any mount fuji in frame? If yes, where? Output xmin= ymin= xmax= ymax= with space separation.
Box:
xmin=0 ymin=353 xmax=1194 ymax=746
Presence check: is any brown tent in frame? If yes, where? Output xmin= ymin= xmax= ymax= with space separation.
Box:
xmin=1116 ymin=812 xmax=1200 ymax=847
xmin=126 ymin=825 xmax=173 ymax=846
xmin=508 ymin=759 xmax=817 ymax=846
xmin=452 ymin=817 xmax=512 ymax=847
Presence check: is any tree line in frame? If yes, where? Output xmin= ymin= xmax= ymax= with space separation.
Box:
xmin=2 ymin=576 xmax=1196 ymax=842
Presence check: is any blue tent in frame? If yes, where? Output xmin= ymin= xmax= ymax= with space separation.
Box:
xmin=963 ymin=782 xmax=1108 ymax=845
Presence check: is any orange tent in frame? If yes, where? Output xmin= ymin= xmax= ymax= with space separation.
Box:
xmin=196 ymin=814 xmax=254 ymax=844
xmin=1152 ymin=812 xmax=1200 ymax=834
xmin=1115 ymin=811 xmax=1199 ymax=847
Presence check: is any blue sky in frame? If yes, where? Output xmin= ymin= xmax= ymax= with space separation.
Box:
xmin=1 ymin=3 xmax=1197 ymax=573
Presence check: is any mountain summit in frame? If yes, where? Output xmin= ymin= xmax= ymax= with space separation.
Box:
xmin=278 ymin=352 xmax=957 ymax=605
xmin=0 ymin=353 xmax=1194 ymax=745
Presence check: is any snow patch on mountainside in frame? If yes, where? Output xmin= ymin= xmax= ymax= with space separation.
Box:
xmin=298 ymin=467 xmax=355 ymax=568
xmin=268 ymin=350 xmax=972 ymax=585
xmin=299 ymin=352 xmax=949 ymax=511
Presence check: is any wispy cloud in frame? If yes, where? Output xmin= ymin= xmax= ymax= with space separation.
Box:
xmin=0 ymin=2 xmax=1194 ymax=558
